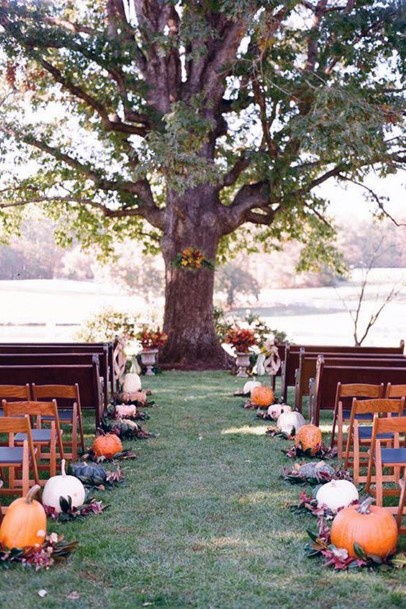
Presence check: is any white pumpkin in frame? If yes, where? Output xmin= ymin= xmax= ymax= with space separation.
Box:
xmin=116 ymin=404 xmax=137 ymax=418
xmin=42 ymin=459 xmax=86 ymax=513
xmin=267 ymin=403 xmax=292 ymax=420
xmin=243 ymin=380 xmax=262 ymax=395
xmin=122 ymin=372 xmax=142 ymax=393
xmin=276 ymin=411 xmax=305 ymax=435
xmin=316 ymin=480 xmax=359 ymax=512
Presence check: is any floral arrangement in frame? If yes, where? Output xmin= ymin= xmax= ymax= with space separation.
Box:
xmin=173 ymin=247 xmax=214 ymax=270
xmin=44 ymin=496 xmax=107 ymax=522
xmin=0 ymin=533 xmax=77 ymax=570
xmin=136 ymin=326 xmax=168 ymax=350
xmin=224 ymin=327 xmax=258 ymax=353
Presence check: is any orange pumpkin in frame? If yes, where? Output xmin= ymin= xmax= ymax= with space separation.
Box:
xmin=330 ymin=498 xmax=398 ymax=558
xmin=0 ymin=485 xmax=46 ymax=549
xmin=92 ymin=433 xmax=123 ymax=459
xmin=294 ymin=424 xmax=322 ymax=455
xmin=119 ymin=390 xmax=147 ymax=404
xmin=250 ymin=386 xmax=274 ymax=408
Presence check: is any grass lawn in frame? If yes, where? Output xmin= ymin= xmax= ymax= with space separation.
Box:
xmin=0 ymin=371 xmax=405 ymax=609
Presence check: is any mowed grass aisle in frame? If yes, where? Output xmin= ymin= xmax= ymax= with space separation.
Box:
xmin=0 ymin=372 xmax=405 ymax=609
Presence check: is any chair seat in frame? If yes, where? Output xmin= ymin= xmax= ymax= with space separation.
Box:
xmin=343 ymin=410 xmax=374 ymax=421
xmin=15 ymin=429 xmax=52 ymax=443
xmin=381 ymin=447 xmax=406 ymax=464
xmin=42 ymin=411 xmax=73 ymax=422
xmin=358 ymin=427 xmax=393 ymax=440
xmin=0 ymin=446 xmax=24 ymax=463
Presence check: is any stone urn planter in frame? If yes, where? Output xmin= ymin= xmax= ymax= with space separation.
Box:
xmin=235 ymin=352 xmax=251 ymax=377
xmin=140 ymin=349 xmax=159 ymax=375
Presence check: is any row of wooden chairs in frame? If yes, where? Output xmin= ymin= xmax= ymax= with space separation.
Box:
xmin=0 ymin=383 xmax=86 ymax=502
xmin=366 ymin=414 xmax=406 ymax=532
xmin=3 ymin=399 xmax=64 ymax=477
xmin=0 ymin=383 xmax=85 ymax=459
xmin=331 ymin=382 xmax=406 ymax=458
xmin=339 ymin=396 xmax=406 ymax=533
xmin=0 ymin=415 xmax=39 ymax=499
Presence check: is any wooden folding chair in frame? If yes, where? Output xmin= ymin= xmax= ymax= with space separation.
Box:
xmin=385 ymin=384 xmax=406 ymax=410
xmin=365 ymin=414 xmax=406 ymax=533
xmin=344 ymin=398 xmax=404 ymax=484
xmin=31 ymin=384 xmax=85 ymax=461
xmin=0 ymin=384 xmax=31 ymax=417
xmin=0 ymin=415 xmax=39 ymax=501
xmin=2 ymin=400 xmax=64 ymax=479
xmin=330 ymin=383 xmax=384 ymax=458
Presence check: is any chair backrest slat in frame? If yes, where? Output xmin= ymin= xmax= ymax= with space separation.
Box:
xmin=0 ymin=414 xmax=32 ymax=433
xmin=385 ymin=383 xmax=406 ymax=399
xmin=337 ymin=383 xmax=384 ymax=399
xmin=351 ymin=397 xmax=405 ymax=416
xmin=373 ymin=413 xmax=406 ymax=435
xmin=0 ymin=384 xmax=31 ymax=400
xmin=2 ymin=399 xmax=58 ymax=418
xmin=31 ymin=383 xmax=80 ymax=405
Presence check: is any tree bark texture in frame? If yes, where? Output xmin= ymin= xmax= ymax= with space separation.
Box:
xmin=159 ymin=185 xmax=229 ymax=369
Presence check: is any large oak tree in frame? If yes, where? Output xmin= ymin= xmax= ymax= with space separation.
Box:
xmin=0 ymin=0 xmax=404 ymax=367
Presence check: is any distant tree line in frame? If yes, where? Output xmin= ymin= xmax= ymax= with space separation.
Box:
xmin=1 ymin=213 xmax=405 ymax=302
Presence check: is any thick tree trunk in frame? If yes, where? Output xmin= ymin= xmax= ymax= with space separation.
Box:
xmin=159 ymin=186 xmax=230 ymax=369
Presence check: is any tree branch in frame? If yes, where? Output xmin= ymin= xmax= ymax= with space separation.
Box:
xmin=219 ymin=180 xmax=276 ymax=233
xmin=337 ymin=174 xmax=406 ymax=227
xmin=0 ymin=123 xmax=164 ymax=228
xmin=0 ymin=191 xmax=164 ymax=229
xmin=305 ymin=164 xmax=348 ymax=190
xmin=1 ymin=3 xmax=149 ymax=117
xmin=43 ymin=16 xmax=98 ymax=36
xmin=350 ymin=236 xmax=405 ymax=344
xmin=305 ymin=1 xmax=328 ymax=73
xmin=36 ymin=57 xmax=148 ymax=136
xmin=221 ymin=154 xmax=251 ymax=188
xmin=133 ymin=0 xmax=182 ymax=111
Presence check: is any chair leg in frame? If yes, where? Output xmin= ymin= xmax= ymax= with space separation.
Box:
xmin=397 ymin=468 xmax=406 ymax=531
xmin=375 ymin=442 xmax=384 ymax=507
xmin=50 ymin=431 xmax=57 ymax=477
xmin=22 ymin=440 xmax=30 ymax=496
xmin=365 ymin=445 xmax=375 ymax=495
xmin=352 ymin=423 xmax=360 ymax=484
xmin=337 ymin=406 xmax=344 ymax=459
xmin=344 ymin=428 xmax=352 ymax=470
xmin=30 ymin=448 xmax=40 ymax=486
xmin=71 ymin=414 xmax=78 ymax=462
xmin=9 ymin=458 xmax=15 ymax=491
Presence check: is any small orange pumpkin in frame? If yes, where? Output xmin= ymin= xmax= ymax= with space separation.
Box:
xmin=92 ymin=433 xmax=123 ymax=459
xmin=294 ymin=424 xmax=322 ymax=455
xmin=0 ymin=485 xmax=46 ymax=549
xmin=250 ymin=385 xmax=274 ymax=408
xmin=330 ymin=498 xmax=398 ymax=559
xmin=119 ymin=390 xmax=147 ymax=404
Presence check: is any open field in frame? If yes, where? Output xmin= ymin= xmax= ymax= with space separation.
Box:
xmin=0 ymin=269 xmax=405 ymax=345
xmin=0 ymin=372 xmax=405 ymax=609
